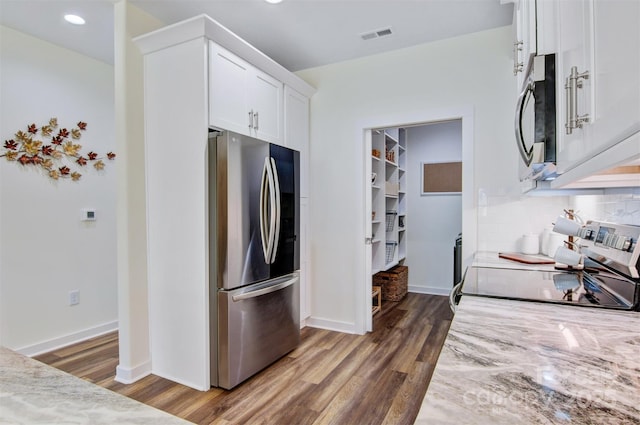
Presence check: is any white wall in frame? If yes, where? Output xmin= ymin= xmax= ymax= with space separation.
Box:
xmin=296 ymin=26 xmax=516 ymax=332
xmin=405 ymin=121 xmax=462 ymax=294
xmin=0 ymin=26 xmax=117 ymax=353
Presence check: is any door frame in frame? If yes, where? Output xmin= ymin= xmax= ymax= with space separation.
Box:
xmin=358 ymin=106 xmax=475 ymax=333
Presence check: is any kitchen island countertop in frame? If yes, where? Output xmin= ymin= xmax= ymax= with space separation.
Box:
xmin=0 ymin=346 xmax=191 ymax=424
xmin=416 ymin=296 xmax=640 ymax=424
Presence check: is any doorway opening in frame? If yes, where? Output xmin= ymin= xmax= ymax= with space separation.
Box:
xmin=360 ymin=107 xmax=473 ymax=333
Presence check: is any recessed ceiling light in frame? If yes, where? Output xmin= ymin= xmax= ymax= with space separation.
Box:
xmin=265 ymin=0 xmax=283 ymax=4
xmin=64 ymin=14 xmax=85 ymax=25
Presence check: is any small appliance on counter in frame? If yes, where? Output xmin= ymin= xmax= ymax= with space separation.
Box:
xmin=451 ymin=220 xmax=640 ymax=312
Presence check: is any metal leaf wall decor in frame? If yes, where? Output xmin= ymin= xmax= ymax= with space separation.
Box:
xmin=1 ymin=118 xmax=115 ymax=181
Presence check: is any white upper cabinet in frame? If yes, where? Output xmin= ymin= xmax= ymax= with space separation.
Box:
xmin=252 ymin=70 xmax=283 ymax=144
xmin=209 ymin=42 xmax=250 ymax=134
xmin=512 ymin=0 xmax=537 ymax=89
xmin=209 ymin=42 xmax=283 ymax=144
xmin=553 ymin=0 xmax=594 ymax=171
xmin=284 ymin=85 xmax=310 ymax=198
xmin=551 ymin=0 xmax=640 ymax=174
xmin=588 ymin=0 xmax=640 ymax=158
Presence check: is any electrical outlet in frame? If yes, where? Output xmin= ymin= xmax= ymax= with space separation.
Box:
xmin=69 ymin=290 xmax=80 ymax=306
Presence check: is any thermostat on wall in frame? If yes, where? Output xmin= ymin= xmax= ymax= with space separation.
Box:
xmin=81 ymin=208 xmax=96 ymax=221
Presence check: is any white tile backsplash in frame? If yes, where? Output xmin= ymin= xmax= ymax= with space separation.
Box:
xmin=477 ymin=192 xmax=569 ymax=253
xmin=572 ymin=188 xmax=640 ymax=225
xmin=477 ymin=187 xmax=639 ymax=253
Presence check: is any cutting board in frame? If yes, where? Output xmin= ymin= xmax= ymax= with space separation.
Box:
xmin=498 ymin=252 xmax=555 ymax=264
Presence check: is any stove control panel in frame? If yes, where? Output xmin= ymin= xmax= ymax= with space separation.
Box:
xmin=581 ymin=221 xmax=639 ymax=279
xmin=594 ymin=226 xmax=634 ymax=251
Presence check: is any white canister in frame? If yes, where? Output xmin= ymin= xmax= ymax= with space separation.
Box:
xmin=540 ymin=226 xmax=553 ymax=256
xmin=521 ymin=233 xmax=540 ymax=255
xmin=546 ymin=233 xmax=567 ymax=257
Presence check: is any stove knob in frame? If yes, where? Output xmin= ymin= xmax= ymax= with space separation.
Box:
xmin=603 ymin=233 xmax=615 ymax=247
xmin=604 ymin=234 xmax=631 ymax=251
xmin=616 ymin=236 xmax=631 ymax=251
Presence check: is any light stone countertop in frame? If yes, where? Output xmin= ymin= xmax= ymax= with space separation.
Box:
xmin=0 ymin=347 xmax=191 ymax=425
xmin=416 ymin=296 xmax=640 ymax=424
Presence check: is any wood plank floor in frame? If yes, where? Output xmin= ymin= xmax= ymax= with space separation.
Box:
xmin=35 ymin=293 xmax=453 ymax=425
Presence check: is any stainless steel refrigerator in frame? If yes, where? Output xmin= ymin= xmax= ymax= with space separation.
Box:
xmin=208 ymin=130 xmax=300 ymax=390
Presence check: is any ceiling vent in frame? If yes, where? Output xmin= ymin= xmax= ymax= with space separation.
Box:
xmin=360 ymin=27 xmax=393 ymax=41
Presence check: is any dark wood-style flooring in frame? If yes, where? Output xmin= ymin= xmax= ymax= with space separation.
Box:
xmin=35 ymin=293 xmax=453 ymax=425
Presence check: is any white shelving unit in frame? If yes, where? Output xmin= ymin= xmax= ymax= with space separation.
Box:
xmin=371 ymin=130 xmax=386 ymax=275
xmin=370 ymin=127 xmax=408 ymax=313
xmin=397 ymin=128 xmax=407 ymax=261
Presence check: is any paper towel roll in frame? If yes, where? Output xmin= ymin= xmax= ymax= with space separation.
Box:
xmin=553 ymin=216 xmax=582 ymax=236
xmin=554 ymin=246 xmax=583 ymax=266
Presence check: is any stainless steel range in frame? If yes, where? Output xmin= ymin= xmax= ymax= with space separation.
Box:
xmin=455 ymin=220 xmax=640 ymax=311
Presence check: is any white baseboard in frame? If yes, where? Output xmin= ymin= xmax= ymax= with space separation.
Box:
xmin=18 ymin=321 xmax=118 ymax=357
xmin=305 ymin=317 xmax=359 ymax=334
xmin=409 ymin=285 xmax=450 ymax=296
xmin=115 ymin=361 xmax=152 ymax=385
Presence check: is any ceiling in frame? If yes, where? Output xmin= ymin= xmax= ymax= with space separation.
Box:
xmin=0 ymin=0 xmax=514 ymax=72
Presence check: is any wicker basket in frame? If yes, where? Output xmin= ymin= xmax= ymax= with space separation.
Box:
xmin=373 ymin=265 xmax=408 ymax=302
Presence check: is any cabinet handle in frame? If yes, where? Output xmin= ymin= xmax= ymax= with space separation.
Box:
xmin=513 ymin=40 xmax=524 ymax=75
xmin=248 ymin=110 xmax=254 ymax=129
xmin=253 ymin=111 xmax=259 ymax=131
xmin=565 ymin=66 xmax=590 ymax=135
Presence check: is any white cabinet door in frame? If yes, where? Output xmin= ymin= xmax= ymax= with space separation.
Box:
xmin=209 ymin=41 xmax=283 ymax=144
xmin=284 ymin=86 xmax=310 ymax=197
xmin=299 ymin=197 xmax=309 ymax=323
xmin=555 ymin=0 xmax=640 ymax=175
xmin=251 ymin=70 xmax=283 ymax=144
xmin=209 ymin=42 xmax=251 ymax=135
xmin=588 ymin=0 xmax=640 ymax=153
xmin=555 ymin=0 xmax=595 ymax=172
xmin=513 ymin=0 xmax=537 ymax=89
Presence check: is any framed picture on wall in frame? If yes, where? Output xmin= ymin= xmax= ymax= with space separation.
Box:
xmin=421 ymin=161 xmax=462 ymax=195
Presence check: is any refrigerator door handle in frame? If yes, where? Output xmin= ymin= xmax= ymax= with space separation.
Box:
xmin=262 ymin=156 xmax=278 ymax=263
xmin=269 ymin=157 xmax=281 ymax=264
xmin=259 ymin=157 xmax=272 ymax=263
xmin=231 ymin=275 xmax=298 ymax=301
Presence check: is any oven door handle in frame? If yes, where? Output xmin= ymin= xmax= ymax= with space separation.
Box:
xmin=515 ymin=77 xmax=535 ymax=167
xmin=449 ymin=280 xmax=464 ymax=314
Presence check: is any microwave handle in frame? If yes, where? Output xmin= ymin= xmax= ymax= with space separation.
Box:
xmin=515 ymin=79 xmax=534 ymax=167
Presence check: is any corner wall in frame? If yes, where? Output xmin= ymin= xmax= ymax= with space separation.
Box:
xmin=0 ymin=25 xmax=117 ymax=353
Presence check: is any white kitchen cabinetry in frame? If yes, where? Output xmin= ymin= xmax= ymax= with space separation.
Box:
xmin=553 ymin=0 xmax=594 ymax=170
xmin=551 ymin=0 xmax=640 ymax=175
xmin=134 ymin=15 xmax=314 ymax=391
xmin=512 ymin=0 xmax=537 ymax=89
xmin=285 ymin=85 xmax=310 ymax=320
xmin=284 ymin=85 xmax=310 ymax=198
xmin=209 ymin=42 xmax=283 ymax=145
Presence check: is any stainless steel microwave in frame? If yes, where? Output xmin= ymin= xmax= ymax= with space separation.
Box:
xmin=515 ymin=54 xmax=557 ymax=183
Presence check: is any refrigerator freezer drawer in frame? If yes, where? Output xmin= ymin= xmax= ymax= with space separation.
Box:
xmin=216 ymin=273 xmax=300 ymax=389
